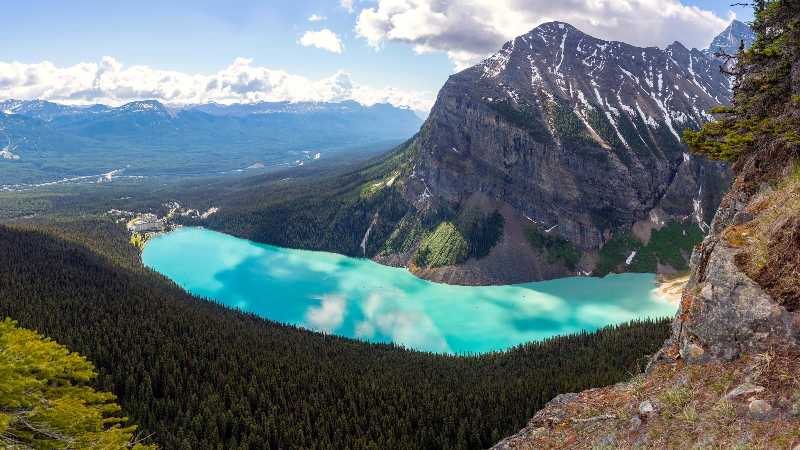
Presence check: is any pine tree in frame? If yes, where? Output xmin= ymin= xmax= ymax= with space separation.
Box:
xmin=684 ymin=0 xmax=800 ymax=163
xmin=0 ymin=318 xmax=155 ymax=449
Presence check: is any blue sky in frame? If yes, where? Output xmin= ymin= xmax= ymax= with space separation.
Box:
xmin=687 ymin=0 xmax=753 ymax=20
xmin=0 ymin=0 xmax=754 ymax=110
xmin=2 ymin=1 xmax=448 ymax=92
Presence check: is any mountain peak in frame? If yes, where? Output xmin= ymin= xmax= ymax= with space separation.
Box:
xmin=704 ymin=19 xmax=755 ymax=57
xmin=0 ymin=99 xmax=80 ymax=121
xmin=421 ymin=16 xmax=733 ymax=259
xmin=117 ymin=100 xmax=168 ymax=113
xmin=521 ymin=21 xmax=584 ymax=43
xmin=730 ymin=18 xmax=751 ymax=29
xmin=667 ymin=40 xmax=688 ymax=51
xmin=532 ymin=21 xmax=579 ymax=33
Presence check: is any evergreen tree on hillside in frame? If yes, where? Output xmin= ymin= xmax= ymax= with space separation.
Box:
xmin=684 ymin=0 xmax=800 ymax=163
xmin=0 ymin=318 xmax=154 ymax=449
xmin=0 ymin=222 xmax=670 ymax=449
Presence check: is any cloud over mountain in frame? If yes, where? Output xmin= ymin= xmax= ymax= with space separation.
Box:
xmin=0 ymin=57 xmax=434 ymax=111
xmin=355 ymin=0 xmax=733 ymax=70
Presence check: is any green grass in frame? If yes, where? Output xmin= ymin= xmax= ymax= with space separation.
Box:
xmin=595 ymin=232 xmax=641 ymax=276
xmin=628 ymin=222 xmax=704 ymax=272
xmin=413 ymin=221 xmax=469 ymax=268
xmin=595 ymin=222 xmax=704 ymax=275
xmin=380 ymin=212 xmax=428 ymax=255
xmin=658 ymin=386 xmax=694 ymax=419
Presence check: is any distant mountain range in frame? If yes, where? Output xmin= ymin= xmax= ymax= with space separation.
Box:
xmin=0 ymin=99 xmax=422 ymax=185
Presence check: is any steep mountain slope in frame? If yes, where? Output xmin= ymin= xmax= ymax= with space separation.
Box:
xmin=346 ymin=22 xmax=736 ymax=284
xmin=493 ymin=4 xmax=800 ymax=447
xmin=411 ymin=22 xmax=729 ymax=247
xmin=703 ymin=19 xmax=757 ymax=58
xmin=0 ymin=99 xmax=422 ymax=185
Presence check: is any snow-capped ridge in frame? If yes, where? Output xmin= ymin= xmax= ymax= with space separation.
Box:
xmin=113 ymin=100 xmax=170 ymax=115
xmin=473 ymin=19 xmax=735 ymax=150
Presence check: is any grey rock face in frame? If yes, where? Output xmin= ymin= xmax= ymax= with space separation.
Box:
xmin=703 ymin=20 xmax=756 ymax=59
xmin=638 ymin=400 xmax=656 ymax=418
xmin=680 ymin=342 xmax=707 ymax=363
xmin=405 ymin=21 xmax=731 ymax=251
xmin=674 ymin=238 xmax=799 ymax=359
xmin=660 ymin=182 xmax=800 ymax=362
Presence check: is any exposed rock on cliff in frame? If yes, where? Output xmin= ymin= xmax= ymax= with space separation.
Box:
xmin=492 ymin=4 xmax=800 ymax=447
xmin=363 ymin=21 xmax=736 ymax=284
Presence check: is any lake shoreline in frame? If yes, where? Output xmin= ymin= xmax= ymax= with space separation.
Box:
xmin=144 ymin=227 xmax=679 ymax=354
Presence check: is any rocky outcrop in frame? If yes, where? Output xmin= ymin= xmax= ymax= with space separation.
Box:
xmin=491 ymin=352 xmax=800 ymax=449
xmin=662 ymin=240 xmax=800 ymax=362
xmin=491 ymin=8 xmax=800 ymax=447
xmin=656 ymin=168 xmax=800 ymax=363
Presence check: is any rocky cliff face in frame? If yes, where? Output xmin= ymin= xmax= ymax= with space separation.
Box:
xmin=492 ymin=157 xmax=800 ymax=448
xmin=368 ymin=22 xmax=737 ymax=283
xmin=492 ymin=6 xmax=800 ymax=447
xmin=409 ymin=21 xmax=729 ymax=249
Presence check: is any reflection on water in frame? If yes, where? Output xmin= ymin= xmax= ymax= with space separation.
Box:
xmin=143 ymin=227 xmax=677 ymax=354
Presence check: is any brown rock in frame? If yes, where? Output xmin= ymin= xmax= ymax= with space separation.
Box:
xmin=681 ymin=343 xmax=706 ymax=362
xmin=748 ymin=399 xmax=772 ymax=419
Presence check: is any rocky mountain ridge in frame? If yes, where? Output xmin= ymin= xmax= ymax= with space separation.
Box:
xmin=409 ymin=22 xmax=729 ymax=246
xmin=358 ymin=21 xmax=744 ymax=284
xmin=0 ymin=98 xmax=418 ymax=123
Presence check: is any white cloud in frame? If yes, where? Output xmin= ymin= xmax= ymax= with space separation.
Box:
xmin=0 ymin=57 xmax=435 ymax=111
xmin=299 ymin=29 xmax=344 ymax=54
xmin=308 ymin=14 xmax=326 ymax=22
xmin=355 ymin=0 xmax=732 ymax=70
xmin=340 ymin=0 xmax=354 ymax=13
xmin=305 ymin=295 xmax=347 ymax=333
xmin=357 ymin=293 xmax=451 ymax=353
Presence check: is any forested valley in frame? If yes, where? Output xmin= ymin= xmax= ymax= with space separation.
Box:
xmin=0 ymin=217 xmax=670 ymax=449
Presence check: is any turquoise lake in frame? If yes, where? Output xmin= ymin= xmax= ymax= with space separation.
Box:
xmin=142 ymin=227 xmax=678 ymax=354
